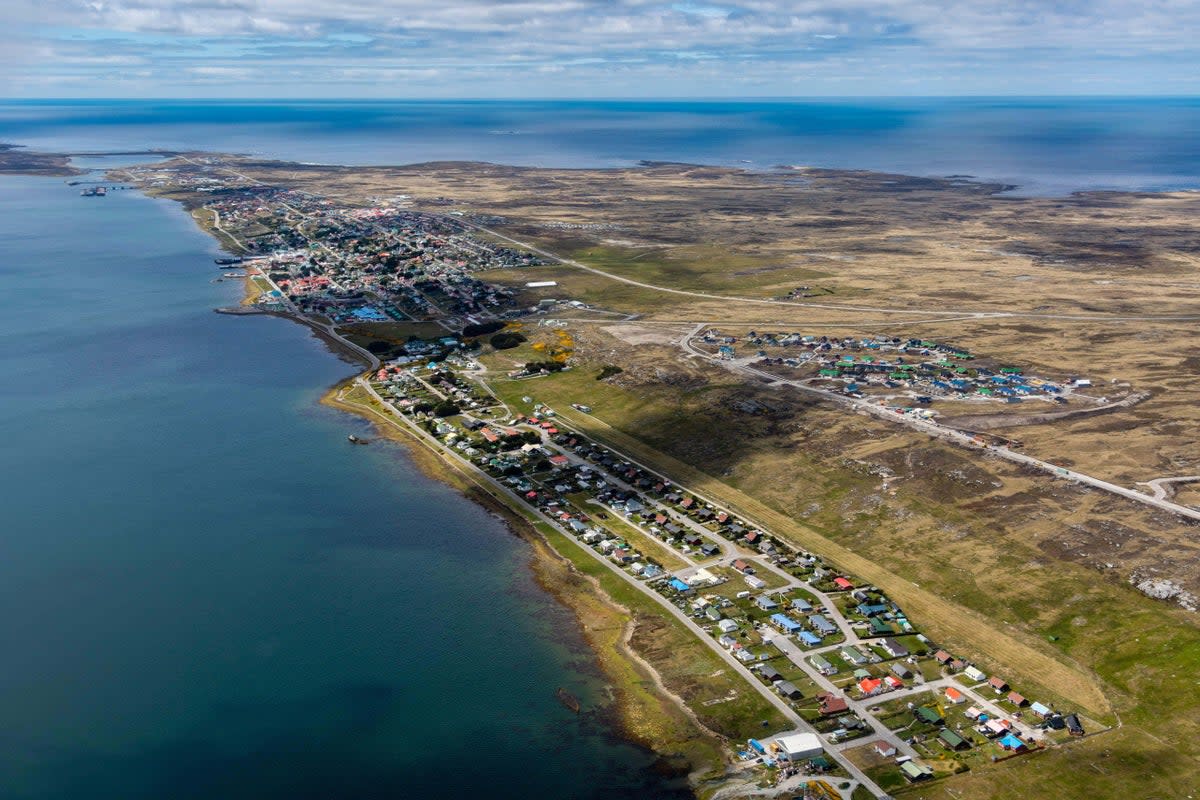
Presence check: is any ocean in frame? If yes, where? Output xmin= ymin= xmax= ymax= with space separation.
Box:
xmin=2 ymin=98 xmax=1197 ymax=798
xmin=3 ymin=98 xmax=1200 ymax=195
xmin=0 ymin=174 xmax=688 ymax=799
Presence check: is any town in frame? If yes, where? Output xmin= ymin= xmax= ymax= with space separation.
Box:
xmin=120 ymin=156 xmax=1109 ymax=799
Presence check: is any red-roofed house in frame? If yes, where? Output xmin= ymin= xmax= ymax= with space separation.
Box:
xmin=833 ymin=577 xmax=854 ymax=590
xmin=944 ymin=686 xmax=965 ymax=704
xmin=817 ymin=692 xmax=849 ymax=716
xmin=858 ymin=677 xmax=884 ymax=697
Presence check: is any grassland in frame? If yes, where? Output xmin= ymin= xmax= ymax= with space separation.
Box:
xmin=475 ymin=337 xmax=1200 ymax=799
xmin=135 ymin=152 xmax=1200 ymax=798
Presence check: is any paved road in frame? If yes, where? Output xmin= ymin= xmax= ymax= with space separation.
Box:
xmin=1138 ymin=475 xmax=1200 ymax=501
xmin=350 ymin=379 xmax=886 ymax=798
xmin=455 ymin=218 xmax=1200 ymax=324
xmin=680 ymin=328 xmax=1200 ymax=524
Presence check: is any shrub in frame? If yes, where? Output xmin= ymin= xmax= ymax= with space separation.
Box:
xmin=597 ymin=364 xmax=623 ymax=380
xmin=490 ymin=332 xmax=527 ymax=350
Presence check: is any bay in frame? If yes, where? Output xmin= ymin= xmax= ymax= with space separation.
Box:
xmin=0 ymin=174 xmax=686 ymax=799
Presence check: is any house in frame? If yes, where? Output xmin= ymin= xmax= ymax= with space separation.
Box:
xmin=874 ymin=740 xmax=896 ymax=758
xmin=984 ymin=718 xmax=1012 ymax=737
xmin=840 ymin=645 xmax=869 ymax=666
xmin=890 ymin=663 xmax=914 ymax=680
xmin=668 ymin=578 xmax=691 ymax=592
xmin=680 ymin=497 xmax=695 ymax=510
xmin=700 ymin=543 xmax=721 ymax=557
xmin=790 ymin=598 xmax=813 ymax=613
xmin=770 ymin=613 xmax=803 ymax=634
xmin=832 ymin=577 xmax=854 ymax=590
xmin=798 ymin=631 xmax=821 ymax=646
xmin=944 ymin=686 xmax=965 ymax=704
xmin=704 ymin=605 xmax=722 ymax=621
xmin=884 ymin=675 xmax=904 ymax=690
xmin=758 ymin=664 xmax=781 ymax=682
xmin=717 ymin=619 xmax=739 ymax=634
xmin=1007 ymin=691 xmax=1028 ymax=707
xmin=987 ymin=676 xmax=1009 ymax=693
xmin=915 ymin=706 xmax=943 ymax=725
xmin=1065 ymin=714 xmax=1085 ymax=736
xmin=900 ymin=761 xmax=933 ymax=782
xmin=777 ymin=681 xmax=803 ymax=700
xmin=732 ymin=559 xmax=753 ymax=574
xmin=938 ymin=729 xmax=970 ymax=751
xmin=548 ymin=454 xmax=570 ymax=467
xmin=745 ymin=575 xmax=766 ymax=590
xmin=743 ymin=530 xmax=761 ymax=545
xmin=817 ymin=691 xmax=849 ymax=715
xmin=810 ymin=654 xmax=837 ymax=675
xmin=963 ymin=666 xmax=987 ymax=683
xmin=867 ymin=617 xmax=892 ymax=636
xmin=717 ymin=634 xmax=737 ymax=648
xmin=856 ymin=603 xmax=889 ymax=617
xmin=857 ymin=677 xmax=884 ymax=696
xmin=1030 ymin=701 xmax=1053 ymax=719
xmin=998 ymin=733 xmax=1026 ymax=751
xmin=934 ymin=649 xmax=953 ymax=665
xmin=683 ymin=533 xmax=702 ymax=546
xmin=716 ymin=511 xmax=729 ymax=524
xmin=810 ymin=615 xmax=837 ymax=636
xmin=755 ymin=595 xmax=779 ymax=611
xmin=879 ymin=638 xmax=909 ymax=658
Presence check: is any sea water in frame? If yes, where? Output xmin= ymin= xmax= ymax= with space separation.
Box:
xmin=3 ymin=97 xmax=1200 ymax=195
xmin=0 ymin=174 xmax=688 ymax=799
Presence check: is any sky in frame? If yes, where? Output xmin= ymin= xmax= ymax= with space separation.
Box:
xmin=3 ymin=0 xmax=1199 ymax=98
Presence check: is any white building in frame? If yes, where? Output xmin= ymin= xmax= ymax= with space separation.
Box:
xmin=775 ymin=732 xmax=823 ymax=761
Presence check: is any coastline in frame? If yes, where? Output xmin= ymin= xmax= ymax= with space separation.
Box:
xmin=194 ymin=207 xmax=728 ymax=786
xmin=319 ymin=377 xmax=728 ymax=790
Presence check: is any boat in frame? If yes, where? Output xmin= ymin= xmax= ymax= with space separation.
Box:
xmin=347 ymin=435 xmax=370 ymax=445
xmin=555 ymin=687 xmax=581 ymax=713
xmin=214 ymin=257 xmax=244 ymax=266
xmin=81 ymin=186 xmax=107 ymax=197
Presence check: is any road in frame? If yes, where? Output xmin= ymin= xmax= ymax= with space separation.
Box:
xmin=1138 ymin=475 xmax=1200 ymax=501
xmin=348 ymin=378 xmax=887 ymax=798
xmin=680 ymin=327 xmax=1200 ymax=524
xmin=454 ymin=218 xmax=1200 ymax=324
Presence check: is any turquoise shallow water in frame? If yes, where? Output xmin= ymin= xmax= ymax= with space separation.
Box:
xmin=0 ymin=174 xmax=687 ymax=798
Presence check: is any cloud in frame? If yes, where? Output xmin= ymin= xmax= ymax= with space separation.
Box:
xmin=1 ymin=0 xmax=1199 ymax=96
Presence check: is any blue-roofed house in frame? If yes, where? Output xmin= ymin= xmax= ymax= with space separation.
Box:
xmin=669 ymin=578 xmax=691 ymax=592
xmin=770 ymin=613 xmax=803 ymax=634
xmin=756 ymin=595 xmax=779 ymax=611
xmin=791 ymin=598 xmax=813 ymax=613
xmin=798 ymin=631 xmax=821 ymax=646
xmin=810 ymin=614 xmax=837 ymax=635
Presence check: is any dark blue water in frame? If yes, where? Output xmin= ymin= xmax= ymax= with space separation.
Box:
xmin=3 ymin=98 xmax=1200 ymax=194
xmin=0 ymin=175 xmax=686 ymax=799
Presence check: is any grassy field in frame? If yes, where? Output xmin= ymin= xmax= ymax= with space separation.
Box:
xmin=476 ymin=348 xmax=1200 ymax=799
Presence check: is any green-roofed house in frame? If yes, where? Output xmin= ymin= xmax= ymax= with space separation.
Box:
xmin=939 ymin=729 xmax=970 ymax=750
xmin=901 ymin=761 xmax=934 ymax=782
xmin=915 ymin=706 xmax=943 ymax=725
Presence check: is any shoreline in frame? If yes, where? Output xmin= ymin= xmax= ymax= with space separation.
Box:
xmin=319 ymin=377 xmax=728 ymax=791
xmin=230 ymin=234 xmax=727 ymax=789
